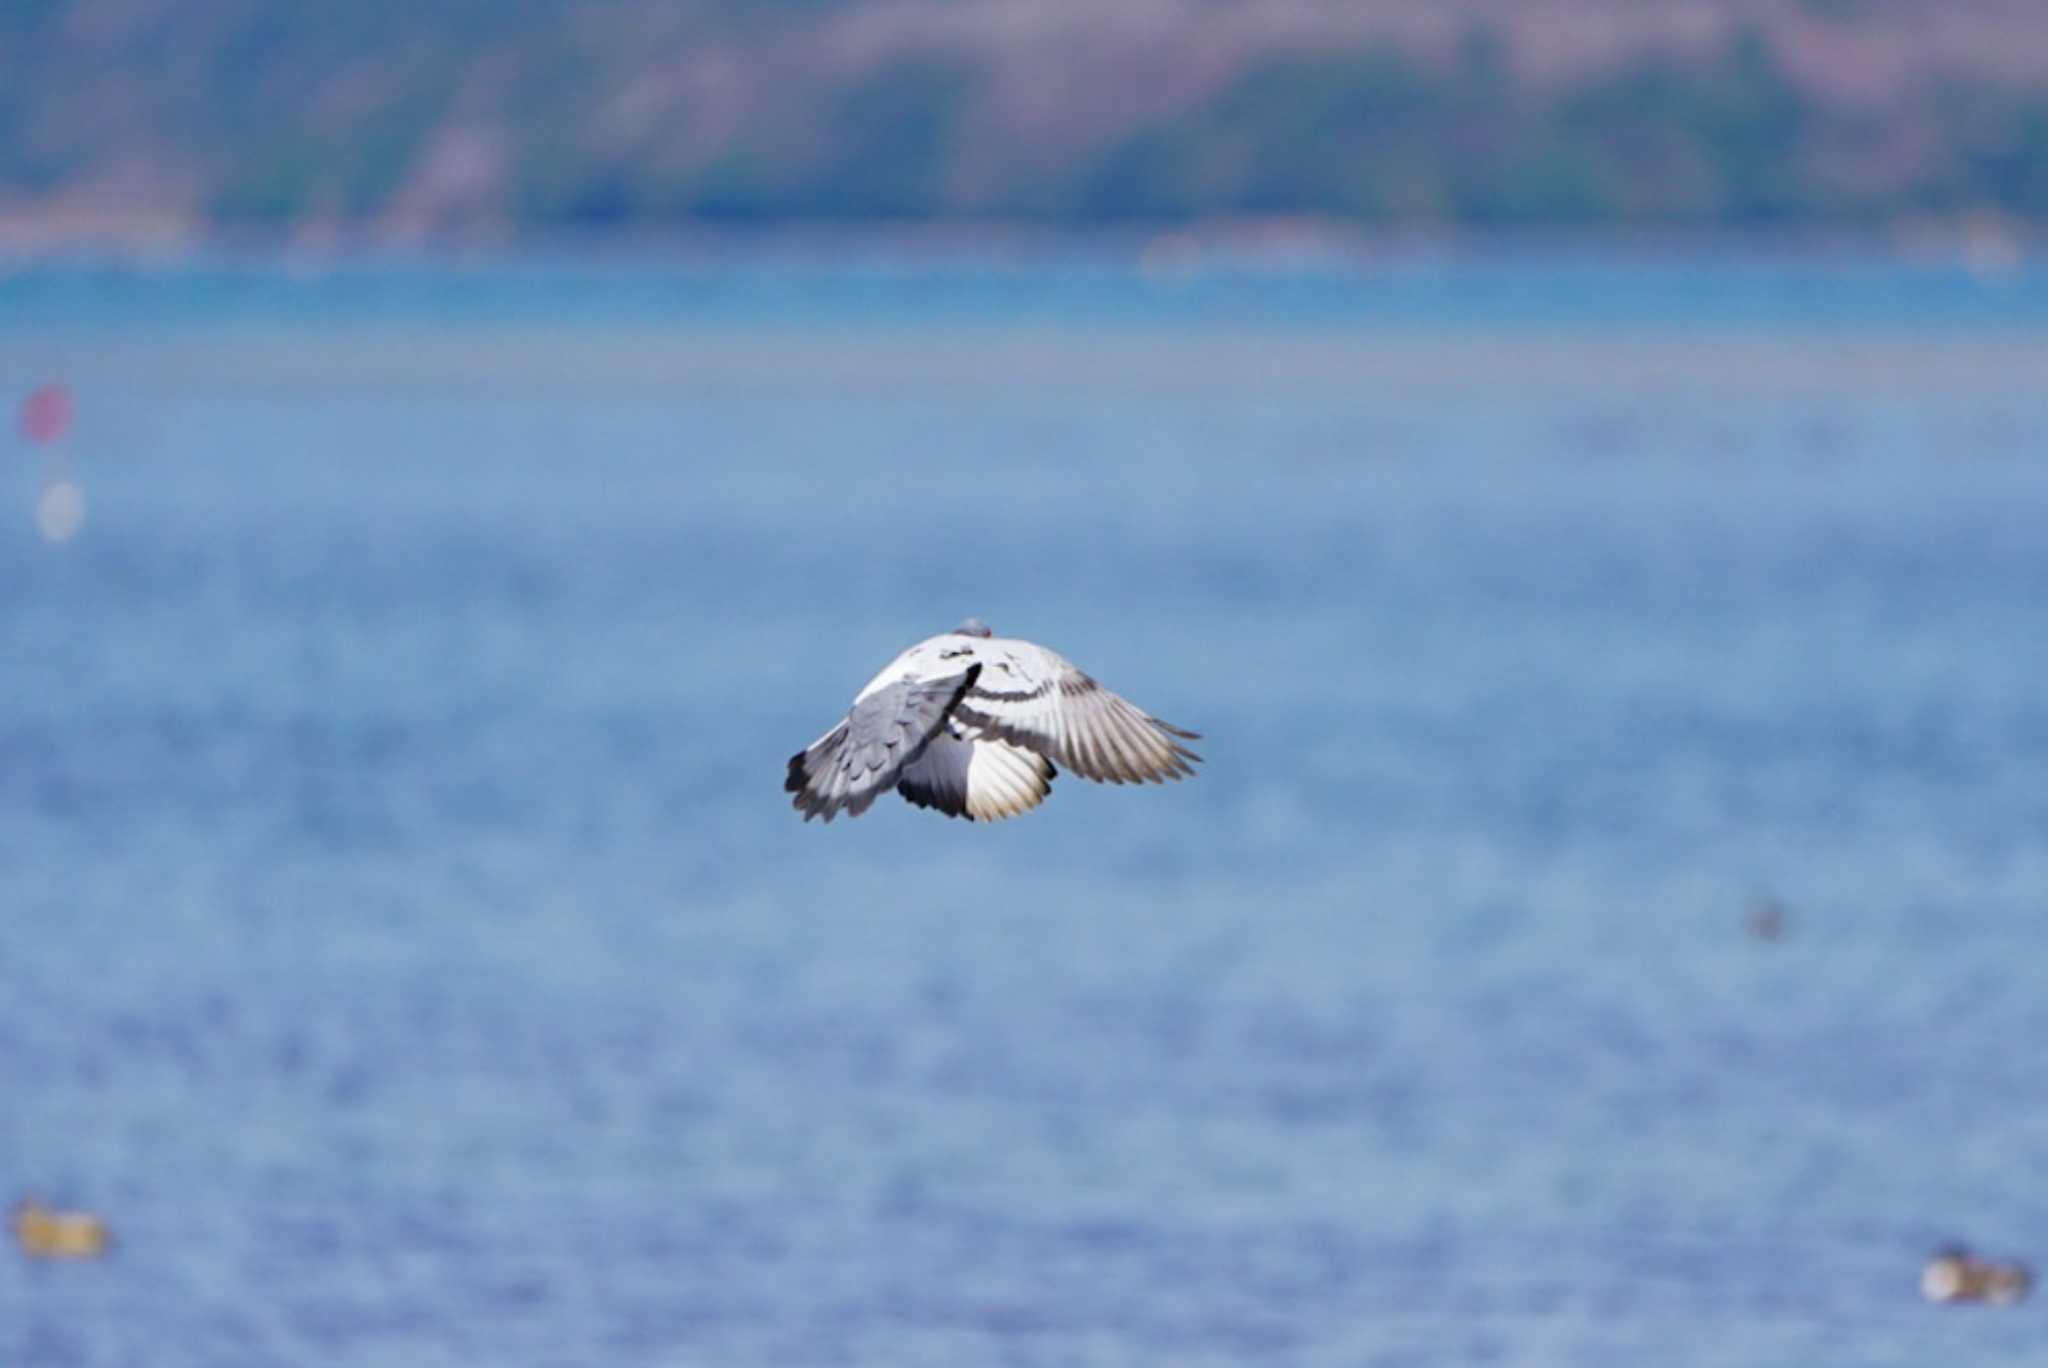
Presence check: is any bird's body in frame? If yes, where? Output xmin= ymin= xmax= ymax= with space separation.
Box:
xmin=786 ymin=619 xmax=1201 ymax=822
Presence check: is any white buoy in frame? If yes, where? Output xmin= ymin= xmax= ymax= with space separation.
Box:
xmin=37 ymin=479 xmax=85 ymax=544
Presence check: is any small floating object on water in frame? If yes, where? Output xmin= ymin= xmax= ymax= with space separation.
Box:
xmin=12 ymin=1199 xmax=111 ymax=1259
xmin=18 ymin=383 xmax=72 ymax=446
xmin=1746 ymin=896 xmax=1788 ymax=942
xmin=1922 ymin=1245 xmax=2031 ymax=1304
xmin=36 ymin=478 xmax=85 ymax=544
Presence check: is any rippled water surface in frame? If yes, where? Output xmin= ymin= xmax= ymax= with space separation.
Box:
xmin=3 ymin=258 xmax=2047 ymax=1365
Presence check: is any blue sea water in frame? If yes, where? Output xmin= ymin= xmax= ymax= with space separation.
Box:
xmin=2 ymin=255 xmax=2047 ymax=1365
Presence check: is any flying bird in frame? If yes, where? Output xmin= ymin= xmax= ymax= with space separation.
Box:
xmin=786 ymin=619 xmax=1201 ymax=822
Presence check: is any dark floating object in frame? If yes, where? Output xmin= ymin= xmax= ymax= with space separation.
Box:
xmin=12 ymin=1199 xmax=111 ymax=1259
xmin=1746 ymin=897 xmax=1788 ymax=942
xmin=1922 ymin=1246 xmax=2032 ymax=1304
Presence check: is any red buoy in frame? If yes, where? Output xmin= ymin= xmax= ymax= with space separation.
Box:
xmin=20 ymin=384 xmax=72 ymax=446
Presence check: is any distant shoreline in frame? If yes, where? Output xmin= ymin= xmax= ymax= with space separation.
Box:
xmin=2 ymin=216 xmax=2040 ymax=273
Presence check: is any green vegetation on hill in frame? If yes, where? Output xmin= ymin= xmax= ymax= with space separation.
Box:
xmin=4 ymin=0 xmax=2047 ymax=238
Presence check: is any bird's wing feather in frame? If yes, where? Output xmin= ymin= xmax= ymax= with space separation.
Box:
xmin=898 ymin=731 xmax=1055 ymax=821
xmin=952 ymin=643 xmax=1201 ymax=784
xmin=785 ymin=665 xmax=980 ymax=821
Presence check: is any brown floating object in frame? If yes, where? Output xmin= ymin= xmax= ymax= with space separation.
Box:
xmin=1746 ymin=897 xmax=1788 ymax=942
xmin=1922 ymin=1246 xmax=2032 ymax=1304
xmin=12 ymin=1199 xmax=111 ymax=1259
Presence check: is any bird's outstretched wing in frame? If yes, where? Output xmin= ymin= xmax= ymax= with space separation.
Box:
xmin=897 ymin=730 xmax=1055 ymax=821
xmin=953 ymin=647 xmax=1201 ymax=784
xmin=785 ymin=666 xmax=980 ymax=821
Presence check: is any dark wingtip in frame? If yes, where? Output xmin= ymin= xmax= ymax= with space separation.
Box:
xmin=897 ymin=777 xmax=970 ymax=820
xmin=899 ymin=783 xmax=970 ymax=820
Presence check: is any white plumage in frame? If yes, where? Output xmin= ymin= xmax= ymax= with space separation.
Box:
xmin=785 ymin=618 xmax=1201 ymax=823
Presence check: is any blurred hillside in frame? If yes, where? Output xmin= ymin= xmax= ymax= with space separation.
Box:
xmin=5 ymin=0 xmax=2048 ymax=246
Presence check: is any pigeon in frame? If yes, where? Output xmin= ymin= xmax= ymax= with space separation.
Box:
xmin=785 ymin=618 xmax=1202 ymax=822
